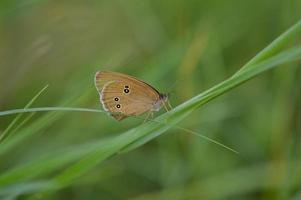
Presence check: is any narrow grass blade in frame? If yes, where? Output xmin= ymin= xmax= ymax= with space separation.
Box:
xmin=0 ymin=85 xmax=49 ymax=143
xmin=0 ymin=107 xmax=105 ymax=117
xmin=0 ymin=90 xmax=94 ymax=156
xmin=234 ymin=19 xmax=301 ymax=76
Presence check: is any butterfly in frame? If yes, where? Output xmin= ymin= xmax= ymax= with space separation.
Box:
xmin=94 ymin=71 xmax=172 ymax=121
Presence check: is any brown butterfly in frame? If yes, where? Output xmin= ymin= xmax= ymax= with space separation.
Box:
xmin=94 ymin=71 xmax=172 ymax=121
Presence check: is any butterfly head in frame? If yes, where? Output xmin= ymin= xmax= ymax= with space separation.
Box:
xmin=160 ymin=93 xmax=169 ymax=102
xmin=152 ymin=93 xmax=171 ymax=112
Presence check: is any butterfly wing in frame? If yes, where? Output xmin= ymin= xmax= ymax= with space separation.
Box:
xmin=95 ymin=71 xmax=161 ymax=121
xmin=95 ymin=71 xmax=160 ymax=93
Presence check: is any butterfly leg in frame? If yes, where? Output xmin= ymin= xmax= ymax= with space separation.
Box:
xmin=143 ymin=111 xmax=152 ymax=123
xmin=163 ymin=102 xmax=168 ymax=112
xmin=167 ymin=100 xmax=173 ymax=110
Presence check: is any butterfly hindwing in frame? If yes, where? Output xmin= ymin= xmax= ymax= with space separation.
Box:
xmin=101 ymin=81 xmax=153 ymax=115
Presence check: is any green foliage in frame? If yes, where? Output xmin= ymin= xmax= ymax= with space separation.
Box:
xmin=0 ymin=1 xmax=301 ymax=199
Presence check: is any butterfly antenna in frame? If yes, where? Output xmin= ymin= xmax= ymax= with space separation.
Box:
xmin=165 ymin=78 xmax=184 ymax=95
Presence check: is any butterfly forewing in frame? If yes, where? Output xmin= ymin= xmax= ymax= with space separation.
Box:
xmin=95 ymin=71 xmax=159 ymax=94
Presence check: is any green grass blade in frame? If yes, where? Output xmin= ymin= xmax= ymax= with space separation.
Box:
xmin=0 ymin=107 xmax=105 ymax=117
xmin=0 ymin=90 xmax=93 ymax=156
xmin=8 ymin=113 xmax=36 ymax=136
xmin=0 ymin=85 xmax=49 ymax=143
xmin=234 ymin=19 xmax=301 ymax=76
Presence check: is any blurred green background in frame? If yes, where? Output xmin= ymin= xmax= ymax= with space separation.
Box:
xmin=1 ymin=0 xmax=301 ymax=199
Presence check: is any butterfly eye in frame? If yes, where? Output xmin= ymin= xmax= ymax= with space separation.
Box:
xmin=116 ymin=104 xmax=121 ymax=108
xmin=124 ymin=88 xmax=130 ymax=93
xmin=114 ymin=97 xmax=119 ymax=101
